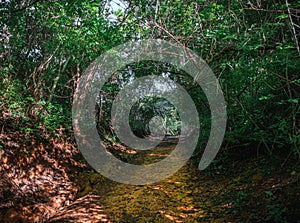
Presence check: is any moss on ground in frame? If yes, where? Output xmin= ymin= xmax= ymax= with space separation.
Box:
xmin=75 ymin=142 xmax=300 ymax=222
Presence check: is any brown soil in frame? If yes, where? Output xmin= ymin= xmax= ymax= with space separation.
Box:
xmin=0 ymin=111 xmax=299 ymax=222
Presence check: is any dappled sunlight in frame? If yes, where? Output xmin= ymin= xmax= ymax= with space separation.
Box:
xmin=82 ymin=145 xmax=300 ymax=222
xmin=48 ymin=195 xmax=111 ymax=223
xmin=1 ymin=0 xmax=299 ymax=221
xmin=0 ymin=109 xmax=299 ymax=222
xmin=0 ymin=112 xmax=88 ymax=222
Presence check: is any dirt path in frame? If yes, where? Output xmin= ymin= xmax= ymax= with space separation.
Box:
xmin=74 ymin=141 xmax=300 ymax=222
xmin=1 ymin=130 xmax=299 ymax=222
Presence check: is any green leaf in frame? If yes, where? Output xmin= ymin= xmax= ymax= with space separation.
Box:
xmin=287 ymin=99 xmax=299 ymax=104
xmin=276 ymin=14 xmax=288 ymax=19
xmin=265 ymin=191 xmax=273 ymax=196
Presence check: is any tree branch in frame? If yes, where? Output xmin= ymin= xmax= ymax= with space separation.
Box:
xmin=286 ymin=0 xmax=300 ymax=55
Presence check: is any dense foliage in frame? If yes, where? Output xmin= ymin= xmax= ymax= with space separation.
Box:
xmin=1 ymin=0 xmax=299 ymax=158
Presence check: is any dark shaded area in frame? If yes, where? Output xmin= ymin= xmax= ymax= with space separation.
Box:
xmin=0 ymin=110 xmax=104 ymax=222
xmin=0 ymin=109 xmax=300 ymax=222
xmin=0 ymin=0 xmax=299 ymax=222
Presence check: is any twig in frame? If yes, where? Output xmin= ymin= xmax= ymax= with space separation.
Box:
xmin=286 ymin=0 xmax=300 ymax=55
xmin=152 ymin=22 xmax=183 ymax=47
xmin=242 ymin=7 xmax=287 ymax=13
xmin=236 ymin=98 xmax=272 ymax=155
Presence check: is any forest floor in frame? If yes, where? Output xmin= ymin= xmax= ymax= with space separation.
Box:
xmin=72 ymin=142 xmax=300 ymax=223
xmin=0 ymin=113 xmax=300 ymax=222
